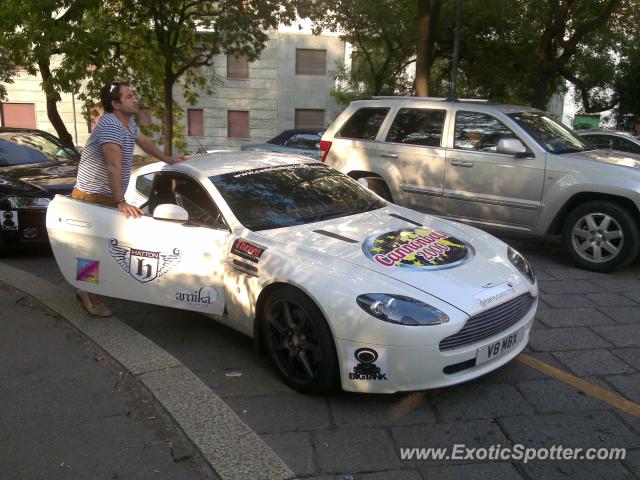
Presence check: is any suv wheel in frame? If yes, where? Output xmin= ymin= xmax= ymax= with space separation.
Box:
xmin=562 ymin=201 xmax=640 ymax=272
xmin=357 ymin=177 xmax=392 ymax=202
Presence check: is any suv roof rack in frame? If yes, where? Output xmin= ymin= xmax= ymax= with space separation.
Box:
xmin=365 ymin=96 xmax=489 ymax=103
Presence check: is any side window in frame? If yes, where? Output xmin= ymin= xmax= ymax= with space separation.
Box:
xmin=336 ymin=107 xmax=390 ymax=141
xmin=148 ymin=173 xmax=226 ymax=229
xmin=454 ymin=111 xmax=516 ymax=152
xmin=135 ymin=173 xmax=156 ymax=199
xmin=611 ymin=136 xmax=640 ymax=154
xmin=386 ymin=108 xmax=446 ymax=147
xmin=284 ymin=133 xmax=321 ymax=149
xmin=582 ymin=135 xmax=610 ymax=149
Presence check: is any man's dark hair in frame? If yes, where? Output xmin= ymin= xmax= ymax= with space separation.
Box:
xmin=100 ymin=81 xmax=130 ymax=112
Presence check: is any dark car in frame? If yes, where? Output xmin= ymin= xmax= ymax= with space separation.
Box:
xmin=0 ymin=127 xmax=81 ymax=255
xmin=240 ymin=129 xmax=324 ymax=160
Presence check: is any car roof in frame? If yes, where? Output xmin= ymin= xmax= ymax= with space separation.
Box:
xmin=352 ymin=96 xmax=542 ymax=114
xmin=576 ymin=129 xmax=636 ymax=137
xmin=173 ymin=150 xmax=316 ymax=177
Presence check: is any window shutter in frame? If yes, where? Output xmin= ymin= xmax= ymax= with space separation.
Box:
xmin=2 ymin=103 xmax=36 ymax=128
xmin=295 ymin=49 xmax=327 ymax=76
xmin=295 ymin=109 xmax=325 ymax=129
xmin=188 ymin=109 xmax=204 ymax=136
xmin=228 ymin=111 xmax=249 ymax=138
xmin=227 ymin=54 xmax=249 ymax=79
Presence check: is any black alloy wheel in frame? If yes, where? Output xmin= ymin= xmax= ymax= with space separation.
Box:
xmin=262 ymin=287 xmax=338 ymax=394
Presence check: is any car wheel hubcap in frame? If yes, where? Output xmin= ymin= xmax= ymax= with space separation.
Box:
xmin=266 ymin=299 xmax=322 ymax=383
xmin=571 ymin=212 xmax=624 ymax=263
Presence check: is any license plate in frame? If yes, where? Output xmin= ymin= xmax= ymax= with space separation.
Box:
xmin=476 ymin=329 xmax=520 ymax=365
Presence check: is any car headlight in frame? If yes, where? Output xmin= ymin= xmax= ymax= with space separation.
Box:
xmin=5 ymin=196 xmax=51 ymax=208
xmin=356 ymin=293 xmax=449 ymax=326
xmin=508 ymin=246 xmax=535 ymax=284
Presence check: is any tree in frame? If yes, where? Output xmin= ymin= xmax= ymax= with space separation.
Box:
xmin=452 ymin=0 xmax=626 ymax=109
xmin=0 ymin=0 xmax=115 ymax=147
xmin=301 ymin=0 xmax=419 ymax=100
xmin=113 ymin=0 xmax=297 ymax=154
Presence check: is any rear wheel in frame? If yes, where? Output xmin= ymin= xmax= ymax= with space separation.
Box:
xmin=261 ymin=287 xmax=338 ymax=394
xmin=357 ymin=176 xmax=392 ymax=202
xmin=562 ymin=201 xmax=640 ymax=272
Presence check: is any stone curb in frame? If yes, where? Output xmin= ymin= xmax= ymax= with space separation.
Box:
xmin=0 ymin=262 xmax=294 ymax=480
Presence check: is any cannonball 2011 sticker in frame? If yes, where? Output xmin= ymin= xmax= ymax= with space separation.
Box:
xmin=363 ymin=228 xmax=473 ymax=270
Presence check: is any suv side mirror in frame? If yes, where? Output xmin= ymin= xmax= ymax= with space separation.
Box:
xmin=497 ymin=138 xmax=530 ymax=157
xmin=153 ymin=203 xmax=188 ymax=221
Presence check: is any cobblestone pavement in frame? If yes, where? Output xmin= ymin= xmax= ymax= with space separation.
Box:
xmin=3 ymin=233 xmax=639 ymax=480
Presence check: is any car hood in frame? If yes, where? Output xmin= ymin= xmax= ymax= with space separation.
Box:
xmin=257 ymin=205 xmax=533 ymax=316
xmin=0 ymin=160 xmax=78 ymax=193
xmin=571 ymin=149 xmax=640 ymax=169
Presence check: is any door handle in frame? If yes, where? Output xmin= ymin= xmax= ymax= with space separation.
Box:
xmin=65 ymin=219 xmax=93 ymax=228
xmin=380 ymin=153 xmax=399 ymax=159
xmin=451 ymin=160 xmax=473 ymax=168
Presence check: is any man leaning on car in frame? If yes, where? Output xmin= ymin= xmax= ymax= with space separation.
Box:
xmin=72 ymin=81 xmax=185 ymax=316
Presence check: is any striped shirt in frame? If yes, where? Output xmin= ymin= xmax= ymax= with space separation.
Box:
xmin=75 ymin=113 xmax=139 ymax=196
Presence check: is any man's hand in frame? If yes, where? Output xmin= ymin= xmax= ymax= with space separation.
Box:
xmin=117 ymin=201 xmax=143 ymax=219
xmin=165 ymin=155 xmax=186 ymax=164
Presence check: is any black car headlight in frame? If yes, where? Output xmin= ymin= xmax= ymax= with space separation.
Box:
xmin=508 ymin=246 xmax=535 ymax=284
xmin=356 ymin=293 xmax=449 ymax=326
xmin=5 ymin=196 xmax=51 ymax=208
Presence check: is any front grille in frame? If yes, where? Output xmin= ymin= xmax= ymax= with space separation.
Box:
xmin=439 ymin=294 xmax=535 ymax=351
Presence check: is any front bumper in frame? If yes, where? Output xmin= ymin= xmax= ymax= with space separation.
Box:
xmin=336 ymin=297 xmax=537 ymax=393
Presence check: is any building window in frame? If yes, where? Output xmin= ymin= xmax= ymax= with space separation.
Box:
xmin=188 ymin=109 xmax=204 ymax=136
xmin=227 ymin=53 xmax=249 ymax=79
xmin=2 ymin=103 xmax=36 ymax=128
xmin=295 ymin=49 xmax=327 ymax=76
xmin=295 ymin=109 xmax=325 ymax=129
xmin=227 ymin=111 xmax=249 ymax=139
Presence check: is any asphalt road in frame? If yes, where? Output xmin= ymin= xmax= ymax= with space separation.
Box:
xmin=1 ymin=233 xmax=639 ymax=480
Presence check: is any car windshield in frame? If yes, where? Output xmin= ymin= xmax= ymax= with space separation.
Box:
xmin=0 ymin=131 xmax=77 ymax=166
xmin=210 ymin=163 xmax=386 ymax=231
xmin=508 ymin=112 xmax=591 ymax=154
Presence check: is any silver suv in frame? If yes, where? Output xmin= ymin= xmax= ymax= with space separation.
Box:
xmin=320 ymin=97 xmax=640 ymax=272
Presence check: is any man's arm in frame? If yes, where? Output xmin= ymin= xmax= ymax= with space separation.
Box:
xmin=103 ymin=142 xmax=141 ymax=219
xmin=136 ymin=133 xmax=185 ymax=164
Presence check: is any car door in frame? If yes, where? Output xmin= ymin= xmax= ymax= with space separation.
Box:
xmin=46 ymin=171 xmax=229 ymax=315
xmin=376 ymin=107 xmax=447 ymax=214
xmin=443 ymin=110 xmax=545 ymax=228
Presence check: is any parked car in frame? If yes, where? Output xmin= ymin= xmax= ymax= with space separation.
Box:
xmin=320 ymin=97 xmax=640 ymax=272
xmin=576 ymin=129 xmax=640 ymax=155
xmin=0 ymin=127 xmax=80 ymax=255
xmin=46 ymin=151 xmax=537 ymax=394
xmin=241 ymin=129 xmax=324 ymax=160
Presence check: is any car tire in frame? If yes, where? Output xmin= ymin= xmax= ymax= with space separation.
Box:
xmin=360 ymin=177 xmax=392 ymax=202
xmin=261 ymin=287 xmax=338 ymax=394
xmin=562 ymin=201 xmax=640 ymax=272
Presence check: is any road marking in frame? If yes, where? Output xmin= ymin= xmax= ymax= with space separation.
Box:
xmin=518 ymin=353 xmax=640 ymax=417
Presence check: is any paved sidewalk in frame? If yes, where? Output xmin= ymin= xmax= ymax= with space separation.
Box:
xmin=0 ymin=280 xmax=215 ymax=480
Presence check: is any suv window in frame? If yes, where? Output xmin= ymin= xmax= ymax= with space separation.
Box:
xmin=386 ymin=108 xmax=446 ymax=147
xmin=454 ymin=111 xmax=516 ymax=152
xmin=336 ymin=107 xmax=389 ymax=141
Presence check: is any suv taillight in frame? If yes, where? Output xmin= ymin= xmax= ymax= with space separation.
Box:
xmin=319 ymin=140 xmax=332 ymax=162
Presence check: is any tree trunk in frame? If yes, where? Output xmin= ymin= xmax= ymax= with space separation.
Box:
xmin=38 ymin=59 xmax=74 ymax=147
xmin=415 ymin=0 xmax=441 ymax=96
xmin=415 ymin=0 xmax=432 ymax=96
xmin=163 ymin=67 xmax=174 ymax=156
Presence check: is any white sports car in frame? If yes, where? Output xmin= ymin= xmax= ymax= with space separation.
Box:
xmin=46 ymin=152 xmax=538 ymax=394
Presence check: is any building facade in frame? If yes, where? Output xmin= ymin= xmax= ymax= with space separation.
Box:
xmin=0 ymin=27 xmax=346 ymax=153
